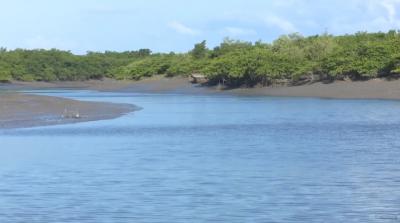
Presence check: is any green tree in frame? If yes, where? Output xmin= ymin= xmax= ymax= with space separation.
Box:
xmin=191 ymin=40 xmax=207 ymax=59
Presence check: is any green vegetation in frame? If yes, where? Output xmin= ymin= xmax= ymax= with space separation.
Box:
xmin=0 ymin=48 xmax=151 ymax=82
xmin=1 ymin=31 xmax=400 ymax=87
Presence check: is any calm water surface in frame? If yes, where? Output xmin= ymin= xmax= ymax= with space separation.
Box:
xmin=1 ymin=91 xmax=400 ymax=222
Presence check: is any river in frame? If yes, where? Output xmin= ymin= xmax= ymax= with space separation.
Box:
xmin=1 ymin=90 xmax=400 ymax=222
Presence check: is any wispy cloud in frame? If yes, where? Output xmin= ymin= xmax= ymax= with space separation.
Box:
xmin=263 ymin=15 xmax=298 ymax=33
xmin=380 ymin=0 xmax=400 ymax=25
xmin=168 ymin=21 xmax=200 ymax=35
xmin=327 ymin=0 xmax=400 ymax=33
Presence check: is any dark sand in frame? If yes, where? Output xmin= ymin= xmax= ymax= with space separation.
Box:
xmin=4 ymin=76 xmax=400 ymax=99
xmin=125 ymin=77 xmax=400 ymax=100
xmin=0 ymin=93 xmax=137 ymax=129
xmin=228 ymin=79 xmax=400 ymax=100
xmin=2 ymin=76 xmax=214 ymax=94
xmin=2 ymin=76 xmax=400 ymax=129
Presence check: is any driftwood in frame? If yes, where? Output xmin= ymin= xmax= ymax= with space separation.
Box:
xmin=190 ymin=73 xmax=208 ymax=84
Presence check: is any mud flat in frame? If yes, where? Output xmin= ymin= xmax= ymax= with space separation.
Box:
xmin=0 ymin=93 xmax=137 ymax=129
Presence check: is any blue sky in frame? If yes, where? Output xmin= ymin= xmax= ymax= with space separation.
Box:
xmin=1 ymin=0 xmax=400 ymax=54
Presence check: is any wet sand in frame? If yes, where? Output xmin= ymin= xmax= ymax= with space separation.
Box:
xmin=126 ymin=77 xmax=400 ymax=100
xmin=4 ymin=77 xmax=400 ymax=99
xmin=228 ymin=79 xmax=400 ymax=100
xmin=0 ymin=93 xmax=137 ymax=129
xmin=1 ymin=76 xmax=214 ymax=94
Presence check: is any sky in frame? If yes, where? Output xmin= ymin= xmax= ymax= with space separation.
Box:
xmin=1 ymin=0 xmax=400 ymax=54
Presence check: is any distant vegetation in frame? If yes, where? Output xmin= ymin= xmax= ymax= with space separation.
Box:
xmin=0 ymin=48 xmax=151 ymax=82
xmin=1 ymin=31 xmax=400 ymax=87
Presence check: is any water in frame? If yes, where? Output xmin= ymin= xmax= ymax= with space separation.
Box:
xmin=1 ymin=91 xmax=400 ymax=222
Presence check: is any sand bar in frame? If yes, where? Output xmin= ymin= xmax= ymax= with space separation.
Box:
xmin=0 ymin=92 xmax=137 ymax=129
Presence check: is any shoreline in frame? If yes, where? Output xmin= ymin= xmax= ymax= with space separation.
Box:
xmin=2 ymin=77 xmax=400 ymax=129
xmin=3 ymin=76 xmax=400 ymax=100
xmin=226 ymin=79 xmax=400 ymax=100
xmin=0 ymin=93 xmax=138 ymax=129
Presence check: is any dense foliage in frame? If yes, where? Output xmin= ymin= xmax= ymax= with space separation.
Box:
xmin=0 ymin=48 xmax=150 ymax=82
xmin=1 ymin=31 xmax=400 ymax=86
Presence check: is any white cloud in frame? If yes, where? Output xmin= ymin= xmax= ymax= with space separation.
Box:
xmin=222 ymin=27 xmax=257 ymax=36
xmin=167 ymin=21 xmax=200 ymax=36
xmin=321 ymin=0 xmax=400 ymax=34
xmin=264 ymin=15 xmax=298 ymax=33
xmin=380 ymin=0 xmax=400 ymax=25
xmin=359 ymin=0 xmax=400 ymax=28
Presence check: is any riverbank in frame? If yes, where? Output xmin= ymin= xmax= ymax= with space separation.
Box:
xmin=3 ymin=76 xmax=400 ymax=99
xmin=120 ymin=77 xmax=400 ymax=100
xmin=0 ymin=93 xmax=137 ymax=129
xmin=228 ymin=78 xmax=400 ymax=100
xmin=2 ymin=77 xmax=400 ymax=129
xmin=0 ymin=76 xmax=216 ymax=94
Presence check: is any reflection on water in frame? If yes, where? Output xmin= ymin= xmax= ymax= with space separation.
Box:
xmin=1 ymin=91 xmax=400 ymax=222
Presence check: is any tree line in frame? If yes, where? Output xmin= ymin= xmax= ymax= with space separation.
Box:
xmin=1 ymin=31 xmax=400 ymax=87
xmin=0 ymin=48 xmax=151 ymax=82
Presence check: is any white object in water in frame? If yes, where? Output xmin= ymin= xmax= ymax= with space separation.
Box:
xmin=74 ymin=112 xmax=81 ymax=119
